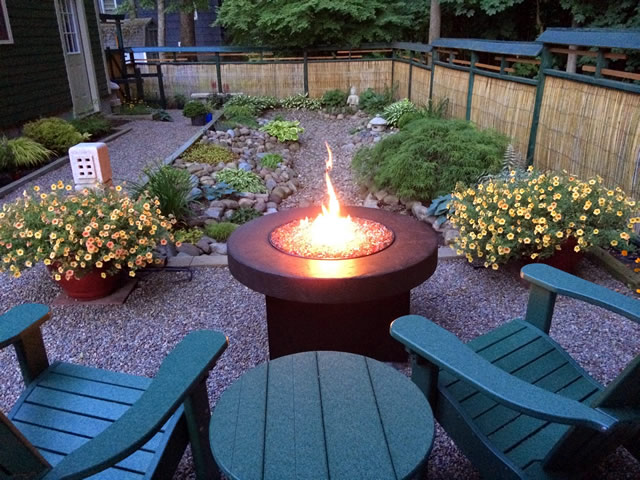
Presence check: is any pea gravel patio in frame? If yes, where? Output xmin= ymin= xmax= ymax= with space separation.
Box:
xmin=1 ymin=112 xmax=639 ymax=479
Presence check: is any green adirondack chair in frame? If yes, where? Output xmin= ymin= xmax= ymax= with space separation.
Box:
xmin=391 ymin=263 xmax=640 ymax=480
xmin=0 ymin=303 xmax=228 ymax=480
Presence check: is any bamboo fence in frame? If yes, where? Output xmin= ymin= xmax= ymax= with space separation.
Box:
xmin=410 ymin=67 xmax=431 ymax=106
xmin=470 ymin=75 xmax=536 ymax=156
xmin=393 ymin=62 xmax=410 ymax=99
xmin=221 ymin=63 xmax=303 ymax=97
xmin=536 ymin=76 xmax=640 ymax=198
xmin=308 ymin=61 xmax=391 ymax=98
xmin=432 ymin=66 xmax=468 ymax=120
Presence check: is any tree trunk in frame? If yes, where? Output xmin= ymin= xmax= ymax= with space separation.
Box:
xmin=566 ymin=16 xmax=578 ymax=73
xmin=157 ymin=0 xmax=165 ymax=47
xmin=180 ymin=0 xmax=196 ymax=47
xmin=128 ymin=0 xmax=136 ymax=18
xmin=428 ymin=0 xmax=441 ymax=44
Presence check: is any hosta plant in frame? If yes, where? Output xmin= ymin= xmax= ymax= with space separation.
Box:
xmin=216 ymin=168 xmax=266 ymax=193
xmin=0 ymin=183 xmax=173 ymax=280
xmin=260 ymin=120 xmax=304 ymax=142
xmin=382 ymin=99 xmax=417 ymax=127
xmin=449 ymin=168 xmax=639 ymax=269
xmin=280 ymin=93 xmax=321 ymax=111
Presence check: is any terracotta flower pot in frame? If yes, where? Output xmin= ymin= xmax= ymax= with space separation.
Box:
xmin=49 ymin=265 xmax=124 ymax=300
xmin=509 ymin=237 xmax=584 ymax=285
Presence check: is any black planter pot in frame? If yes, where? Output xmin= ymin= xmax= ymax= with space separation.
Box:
xmin=190 ymin=114 xmax=207 ymax=126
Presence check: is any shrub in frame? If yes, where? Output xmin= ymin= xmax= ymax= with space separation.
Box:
xmin=205 ymin=222 xmax=238 ymax=242
xmin=183 ymin=143 xmax=234 ymax=165
xmin=396 ymin=98 xmax=450 ymax=129
xmin=260 ymin=153 xmax=282 ymax=169
xmin=382 ymin=99 xmax=417 ymax=127
xmin=450 ymin=169 xmax=639 ymax=268
xmin=23 ymin=117 xmax=88 ymax=155
xmin=6 ymin=138 xmax=53 ymax=169
xmin=216 ymin=168 xmax=266 ymax=193
xmin=321 ymin=89 xmax=348 ymax=108
xmin=352 ymin=117 xmax=508 ymax=201
xmin=183 ymin=100 xmax=209 ymax=118
xmin=280 ymin=93 xmax=321 ymax=111
xmin=173 ymin=228 xmax=204 ymax=244
xmin=359 ymin=87 xmax=394 ymax=114
xmin=222 ymin=104 xmax=259 ymax=128
xmin=224 ymin=95 xmax=279 ymax=114
xmin=70 ymin=114 xmax=113 ymax=139
xmin=130 ymin=165 xmax=194 ymax=221
xmin=229 ymin=207 xmax=262 ymax=224
xmin=0 ymin=137 xmax=14 ymax=171
xmin=260 ymin=120 xmax=304 ymax=142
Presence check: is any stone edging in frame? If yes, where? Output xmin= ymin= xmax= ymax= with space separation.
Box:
xmin=0 ymin=127 xmax=132 ymax=199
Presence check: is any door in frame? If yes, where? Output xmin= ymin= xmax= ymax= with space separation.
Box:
xmin=57 ymin=0 xmax=96 ymax=116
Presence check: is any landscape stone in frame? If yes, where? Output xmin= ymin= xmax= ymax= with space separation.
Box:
xmin=374 ymin=190 xmax=388 ymax=201
xmin=238 ymin=162 xmax=251 ymax=171
xmin=254 ymin=200 xmax=267 ymax=212
xmin=205 ymin=207 xmax=224 ymax=220
xmin=211 ymin=242 xmax=228 ymax=255
xmin=265 ymin=207 xmax=279 ymax=214
xmin=177 ymin=243 xmax=201 ymax=256
xmin=444 ymin=229 xmax=460 ymax=245
xmin=269 ymin=192 xmax=283 ymax=204
xmin=238 ymin=197 xmax=256 ymax=208
xmin=226 ymin=129 xmax=235 ymax=137
xmin=265 ymin=178 xmax=277 ymax=192
xmin=221 ymin=199 xmax=239 ymax=209
xmin=382 ymin=194 xmax=399 ymax=206
xmin=195 ymin=238 xmax=211 ymax=254
xmin=363 ymin=193 xmax=379 ymax=208
xmin=411 ymin=203 xmax=430 ymax=222
xmin=289 ymin=142 xmax=300 ymax=152
xmin=209 ymin=200 xmax=224 ymax=208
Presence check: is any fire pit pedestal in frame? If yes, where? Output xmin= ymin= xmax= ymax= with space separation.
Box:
xmin=227 ymin=206 xmax=438 ymax=362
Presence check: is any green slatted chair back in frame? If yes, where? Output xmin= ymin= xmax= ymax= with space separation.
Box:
xmin=0 ymin=411 xmax=49 ymax=479
xmin=544 ymin=354 xmax=640 ymax=472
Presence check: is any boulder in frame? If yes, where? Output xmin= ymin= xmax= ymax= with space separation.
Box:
xmin=265 ymin=178 xmax=278 ymax=192
xmin=363 ymin=193 xmax=379 ymax=209
xmin=444 ymin=228 xmax=460 ymax=245
xmin=254 ymin=200 xmax=267 ymax=212
xmin=195 ymin=238 xmax=211 ymax=254
xmin=221 ymin=199 xmax=239 ymax=209
xmin=204 ymin=207 xmax=224 ymax=221
xmin=238 ymin=197 xmax=256 ymax=208
xmin=176 ymin=242 xmax=201 ymax=256
xmin=411 ymin=203 xmax=429 ymax=222
xmin=211 ymin=242 xmax=228 ymax=255
xmin=374 ymin=190 xmax=388 ymax=201
xmin=382 ymin=194 xmax=399 ymax=206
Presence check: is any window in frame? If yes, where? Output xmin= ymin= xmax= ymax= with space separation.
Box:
xmin=0 ymin=0 xmax=13 ymax=44
xmin=59 ymin=0 xmax=80 ymax=54
xmin=99 ymin=0 xmax=119 ymax=14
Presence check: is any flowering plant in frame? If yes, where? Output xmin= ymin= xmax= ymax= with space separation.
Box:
xmin=449 ymin=168 xmax=639 ymax=269
xmin=0 ymin=182 xmax=174 ymax=280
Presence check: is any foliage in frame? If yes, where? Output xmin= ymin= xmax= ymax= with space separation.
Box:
xmin=173 ymin=228 xmax=204 ymax=244
xmin=477 ymin=144 xmax=527 ymax=184
xmin=260 ymin=120 xmax=305 ymax=142
xmin=70 ymin=114 xmax=113 ymax=139
xmin=280 ymin=93 xmax=322 ymax=111
xmin=426 ymin=194 xmax=453 ymax=229
xmin=352 ymin=117 xmax=508 ymax=201
xmin=119 ymin=101 xmax=152 ymax=115
xmin=396 ymin=98 xmax=450 ymax=128
xmin=152 ymin=109 xmax=174 ymax=122
xmin=229 ymin=207 xmax=262 ymax=224
xmin=359 ymin=87 xmax=394 ymax=114
xmin=183 ymin=101 xmax=209 ymax=118
xmin=201 ymin=182 xmax=236 ymax=201
xmin=382 ymin=99 xmax=417 ymax=127
xmin=222 ymin=104 xmax=259 ymax=127
xmin=510 ymin=62 xmax=539 ymax=79
xmin=183 ymin=143 xmax=235 ymax=165
xmin=449 ymin=169 xmax=639 ymax=269
xmin=173 ymin=94 xmax=187 ymax=109
xmin=224 ymin=95 xmax=279 ymax=114
xmin=205 ymin=222 xmax=239 ymax=242
xmin=23 ymin=118 xmax=89 ymax=156
xmin=6 ymin=138 xmax=53 ymax=169
xmin=321 ymin=89 xmax=348 ymax=109
xmin=129 ymin=165 xmax=195 ymax=221
xmin=216 ymin=0 xmax=425 ymax=48
xmin=216 ymin=168 xmax=267 ymax=193
xmin=0 ymin=183 xmax=173 ymax=279
xmin=260 ymin=153 xmax=283 ymax=169
xmin=0 ymin=137 xmax=14 ymax=171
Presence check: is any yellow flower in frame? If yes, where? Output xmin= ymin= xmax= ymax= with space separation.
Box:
xmin=593 ymin=229 xmax=599 ymax=234
xmin=611 ymin=240 xmax=618 ymax=247
xmin=574 ymin=245 xmax=580 ymax=252
xmin=129 ymin=271 xmax=136 ymax=277
xmin=101 ymin=272 xmax=107 ymax=279
xmin=34 ymin=186 xmax=40 ymax=192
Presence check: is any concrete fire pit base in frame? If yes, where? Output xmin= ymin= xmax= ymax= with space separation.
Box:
xmin=227 ymin=206 xmax=438 ymax=362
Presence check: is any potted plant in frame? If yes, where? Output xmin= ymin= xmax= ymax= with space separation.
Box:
xmin=183 ymin=100 xmax=209 ymax=126
xmin=449 ymin=167 xmax=639 ymax=272
xmin=0 ymin=182 xmax=174 ymax=299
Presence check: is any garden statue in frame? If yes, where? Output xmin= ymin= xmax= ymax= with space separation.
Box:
xmin=347 ymin=86 xmax=359 ymax=107
xmin=368 ymin=116 xmax=388 ymax=132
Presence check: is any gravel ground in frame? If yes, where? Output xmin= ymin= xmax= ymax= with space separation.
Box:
xmin=0 ymin=110 xmax=200 ymax=203
xmin=1 ymin=111 xmax=639 ymax=479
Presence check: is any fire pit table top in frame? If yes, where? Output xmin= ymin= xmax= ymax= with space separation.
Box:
xmin=227 ymin=206 xmax=438 ymax=304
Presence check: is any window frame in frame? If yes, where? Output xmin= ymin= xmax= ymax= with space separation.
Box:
xmin=0 ymin=0 xmax=14 ymax=45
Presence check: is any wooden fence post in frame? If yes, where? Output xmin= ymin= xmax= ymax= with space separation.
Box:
xmin=408 ymin=50 xmax=414 ymax=100
xmin=466 ymin=51 xmax=478 ymax=121
xmin=526 ymin=46 xmax=552 ymax=166
xmin=391 ymin=49 xmax=396 ymax=93
xmin=303 ymin=50 xmax=309 ymax=95
xmin=429 ymin=50 xmax=437 ymax=101
xmin=215 ymin=53 xmax=223 ymax=94
xmin=156 ymin=64 xmax=166 ymax=108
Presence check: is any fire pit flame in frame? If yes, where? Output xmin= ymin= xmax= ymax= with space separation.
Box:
xmin=269 ymin=143 xmax=394 ymax=260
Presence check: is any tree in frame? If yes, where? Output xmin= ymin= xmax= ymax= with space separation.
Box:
xmin=429 ymin=0 xmax=441 ymax=44
xmin=216 ymin=0 xmax=426 ymax=48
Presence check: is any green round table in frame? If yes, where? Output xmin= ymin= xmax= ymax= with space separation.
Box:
xmin=210 ymin=351 xmax=434 ymax=480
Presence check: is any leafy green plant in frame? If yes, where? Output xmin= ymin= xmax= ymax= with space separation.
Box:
xmin=229 ymin=207 xmax=262 ymax=224
xmin=352 ymin=117 xmax=508 ymax=202
xmin=382 ymin=99 xmax=417 ymax=127
xmin=260 ymin=120 xmax=304 ymax=142
xmin=23 ymin=117 xmax=88 ymax=155
xmin=280 ymin=93 xmax=321 ymax=111
xmin=511 ymin=62 xmax=539 ymax=79
xmin=224 ymin=95 xmax=279 ymax=114
xmin=183 ymin=143 xmax=235 ymax=164
xmin=0 ymin=137 xmax=15 ymax=171
xmin=119 ymin=101 xmax=152 ymax=115
xmin=129 ymin=165 xmax=195 ymax=221
xmin=152 ymin=109 xmax=174 ymax=122
xmin=396 ymin=98 xmax=450 ymax=128
xmin=359 ymin=87 xmax=394 ymax=114
xmin=425 ymin=194 xmax=452 ymax=229
xmin=260 ymin=153 xmax=282 ymax=169
xmin=173 ymin=94 xmax=187 ymax=109
xmin=321 ymin=89 xmax=348 ymax=108
xmin=477 ymin=144 xmax=527 ymax=184
xmin=70 ymin=114 xmax=113 ymax=139
xmin=216 ymin=168 xmax=266 ymax=193
xmin=223 ymin=103 xmax=258 ymax=118
xmin=183 ymin=101 xmax=209 ymax=118
xmin=173 ymin=228 xmax=204 ymax=244
xmin=202 ymin=182 xmax=236 ymax=201
xmin=205 ymin=222 xmax=238 ymax=242
xmin=6 ymin=138 xmax=53 ymax=169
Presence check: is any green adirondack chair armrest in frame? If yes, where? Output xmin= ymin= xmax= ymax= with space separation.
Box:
xmin=0 ymin=303 xmax=50 ymax=349
xmin=390 ymin=315 xmax=617 ymax=432
xmin=522 ymin=264 xmax=640 ymax=324
xmin=42 ymin=330 xmax=228 ymax=480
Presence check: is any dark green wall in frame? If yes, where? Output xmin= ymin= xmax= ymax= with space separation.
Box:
xmin=84 ymin=0 xmax=109 ymax=97
xmin=0 ymin=0 xmax=72 ymax=129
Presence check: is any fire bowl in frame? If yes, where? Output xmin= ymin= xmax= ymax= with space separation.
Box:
xmin=227 ymin=206 xmax=438 ymax=361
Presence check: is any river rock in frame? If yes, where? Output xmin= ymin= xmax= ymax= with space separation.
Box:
xmin=238 ymin=197 xmax=256 ymax=208
xmin=176 ymin=242 xmax=201 ymax=256
xmin=221 ymin=199 xmax=239 ymax=209
xmin=205 ymin=207 xmax=224 ymax=220
xmin=382 ymin=194 xmax=399 ymax=206
xmin=444 ymin=228 xmax=460 ymax=245
xmin=195 ymin=238 xmax=211 ymax=254
xmin=265 ymin=178 xmax=277 ymax=192
xmin=411 ymin=203 xmax=429 ymax=222
xmin=254 ymin=200 xmax=267 ymax=212
xmin=210 ymin=242 xmax=228 ymax=255
xmin=363 ymin=193 xmax=379 ymax=208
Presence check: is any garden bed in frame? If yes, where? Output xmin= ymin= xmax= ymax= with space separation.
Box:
xmin=588 ymin=247 xmax=640 ymax=290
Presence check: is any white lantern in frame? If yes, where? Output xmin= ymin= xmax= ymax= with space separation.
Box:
xmin=68 ymin=142 xmax=113 ymax=190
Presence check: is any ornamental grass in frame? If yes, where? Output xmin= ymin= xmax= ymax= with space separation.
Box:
xmin=0 ymin=183 xmax=174 ymax=280
xmin=449 ymin=168 xmax=639 ymax=269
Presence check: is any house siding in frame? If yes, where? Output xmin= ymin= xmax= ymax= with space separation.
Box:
xmin=84 ymin=0 xmax=109 ymax=97
xmin=0 ymin=0 xmax=72 ymax=129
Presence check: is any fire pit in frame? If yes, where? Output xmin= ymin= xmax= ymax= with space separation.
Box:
xmin=228 ymin=144 xmax=438 ymax=361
